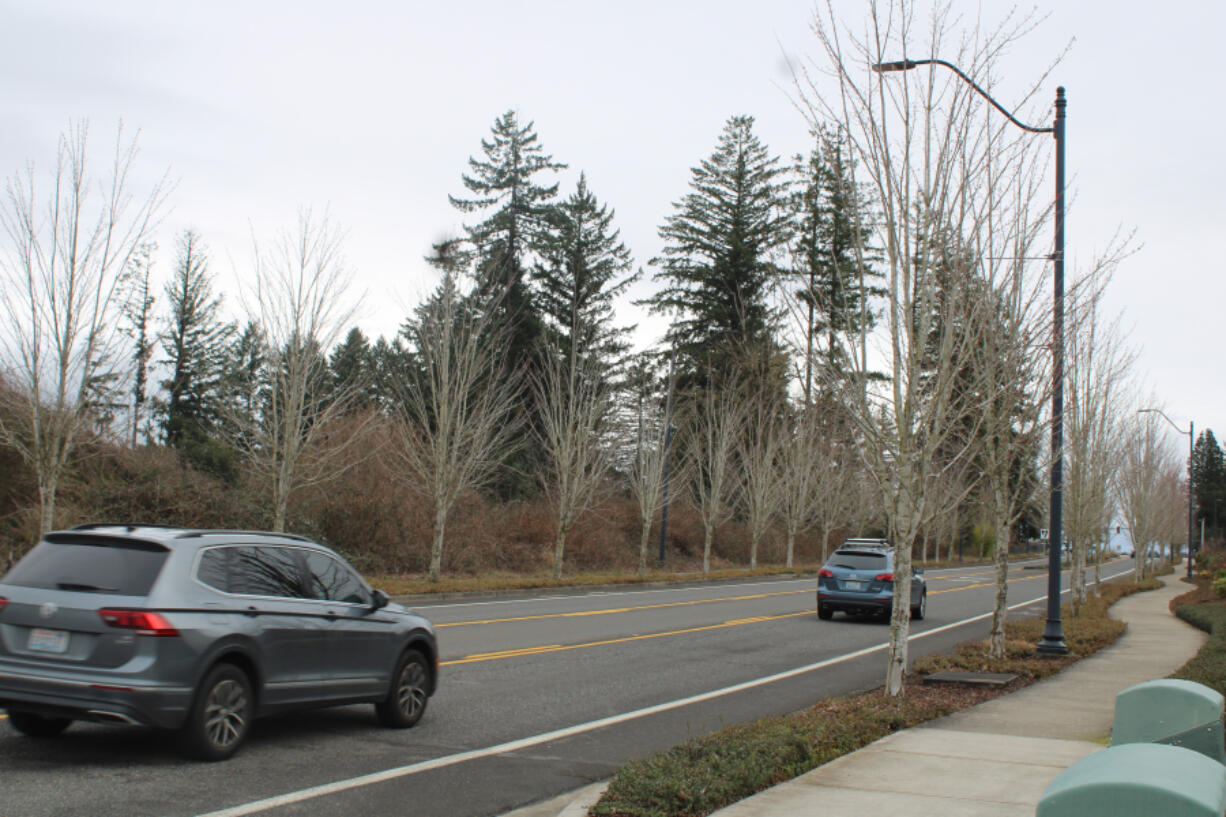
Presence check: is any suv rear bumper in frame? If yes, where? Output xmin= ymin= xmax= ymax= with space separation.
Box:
xmin=0 ymin=664 xmax=192 ymax=729
xmin=816 ymin=589 xmax=893 ymax=614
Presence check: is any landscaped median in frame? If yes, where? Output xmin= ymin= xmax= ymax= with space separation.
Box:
xmin=589 ymin=573 xmax=1163 ymax=817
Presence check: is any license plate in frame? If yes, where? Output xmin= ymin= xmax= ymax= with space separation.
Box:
xmin=28 ymin=628 xmax=69 ymax=654
xmin=844 ymin=581 xmax=863 ymax=590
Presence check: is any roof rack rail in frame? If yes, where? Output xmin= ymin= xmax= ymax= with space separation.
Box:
xmin=71 ymin=523 xmax=186 ymax=532
xmin=840 ymin=537 xmax=891 ymax=549
xmin=172 ymin=529 xmax=314 ymax=543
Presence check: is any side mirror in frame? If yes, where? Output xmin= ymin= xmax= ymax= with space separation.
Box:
xmin=371 ymin=589 xmax=390 ymax=611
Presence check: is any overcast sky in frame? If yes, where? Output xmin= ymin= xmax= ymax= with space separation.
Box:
xmin=2 ymin=0 xmax=1222 ymax=449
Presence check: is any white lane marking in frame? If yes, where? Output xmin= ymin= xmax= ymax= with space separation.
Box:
xmin=194 ymin=565 xmax=1132 ymax=817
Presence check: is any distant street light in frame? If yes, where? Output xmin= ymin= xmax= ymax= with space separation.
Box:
xmin=1137 ymin=408 xmax=1196 ymax=579
xmin=872 ymin=57 xmax=1068 ymax=655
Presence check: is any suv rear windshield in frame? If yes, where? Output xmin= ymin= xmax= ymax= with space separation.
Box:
xmin=829 ymin=550 xmax=888 ymax=571
xmin=3 ymin=536 xmax=170 ymax=596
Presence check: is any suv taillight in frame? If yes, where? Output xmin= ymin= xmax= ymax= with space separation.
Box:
xmin=98 ymin=609 xmax=179 ymax=637
xmin=875 ymin=572 xmax=894 ymax=582
xmin=0 ymin=597 xmax=7 ymax=614
xmin=819 ymin=569 xmax=834 ymax=578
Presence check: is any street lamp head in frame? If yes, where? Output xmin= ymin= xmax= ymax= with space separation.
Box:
xmin=872 ymin=59 xmax=918 ymax=73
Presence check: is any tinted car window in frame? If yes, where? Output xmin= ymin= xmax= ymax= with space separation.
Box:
xmin=303 ymin=551 xmax=370 ymax=605
xmin=829 ymin=551 xmax=888 ymax=571
xmin=196 ymin=547 xmax=233 ymax=593
xmin=3 ymin=536 xmax=169 ymax=595
xmin=229 ymin=546 xmax=306 ymax=598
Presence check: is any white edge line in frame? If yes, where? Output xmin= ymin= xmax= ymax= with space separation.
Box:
xmin=194 ymin=564 xmax=1133 ymax=817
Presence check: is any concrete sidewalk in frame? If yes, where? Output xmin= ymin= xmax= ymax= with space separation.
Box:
xmin=709 ymin=571 xmax=1205 ymax=817
xmin=506 ymin=572 xmax=1206 ymax=817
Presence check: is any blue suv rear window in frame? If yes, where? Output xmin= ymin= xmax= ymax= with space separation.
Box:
xmin=3 ymin=536 xmax=169 ymax=596
xmin=830 ymin=551 xmax=887 ymax=570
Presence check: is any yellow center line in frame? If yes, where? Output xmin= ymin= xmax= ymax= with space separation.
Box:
xmin=441 ymin=611 xmax=813 ymax=666
xmin=441 ymin=564 xmax=1114 ymax=667
xmin=435 ymin=589 xmax=810 ymax=628
xmin=435 ymin=565 xmax=1052 ymax=629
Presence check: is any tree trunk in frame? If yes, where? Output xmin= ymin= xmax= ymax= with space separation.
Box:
xmin=749 ymin=534 xmax=759 ymax=570
xmin=885 ymin=535 xmax=913 ymax=697
xmin=703 ymin=525 xmax=713 ymax=574
xmin=428 ymin=503 xmax=447 ymax=582
xmin=553 ymin=524 xmax=568 ymax=580
xmin=885 ymin=500 xmax=915 ymax=697
xmin=785 ymin=529 xmax=795 ymax=569
xmin=38 ymin=472 xmax=57 ymax=535
xmin=987 ymin=505 xmax=1010 ymax=660
xmin=638 ymin=518 xmax=651 ymax=576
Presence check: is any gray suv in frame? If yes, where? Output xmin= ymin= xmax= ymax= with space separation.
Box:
xmin=816 ymin=538 xmax=927 ymax=621
xmin=0 ymin=525 xmax=438 ymax=760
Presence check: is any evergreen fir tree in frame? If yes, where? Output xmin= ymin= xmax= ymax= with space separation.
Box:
xmin=1193 ymin=429 xmax=1226 ymax=536
xmin=447 ymin=110 xmax=568 ymax=290
xmin=789 ymin=126 xmax=883 ymax=400
xmin=120 ymin=241 xmax=157 ymax=446
xmin=439 ymin=113 xmax=567 ymax=497
xmin=533 ymin=172 xmax=638 ymax=375
xmin=158 ymin=230 xmax=236 ymax=455
xmin=328 ymin=326 xmax=374 ymax=408
xmin=219 ymin=320 xmax=267 ymax=451
xmin=647 ymin=115 xmax=791 ymax=391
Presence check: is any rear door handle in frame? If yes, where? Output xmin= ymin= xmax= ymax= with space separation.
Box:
xmin=244 ymin=606 xmax=259 ymax=617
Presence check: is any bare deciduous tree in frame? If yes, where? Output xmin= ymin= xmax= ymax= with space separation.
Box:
xmin=796 ymin=3 xmax=1059 ymax=694
xmin=1118 ymin=405 xmax=1184 ymax=579
xmin=1064 ymin=295 xmax=1134 ymax=608
xmin=682 ymin=383 xmax=748 ymax=575
xmin=0 ymin=123 xmax=169 ymax=533
xmin=535 ymin=345 xmax=613 ymax=579
xmin=777 ymin=407 xmax=830 ymax=568
xmin=625 ymin=360 xmax=677 ymax=575
xmin=236 ymin=208 xmax=366 ymax=531
xmin=391 ymin=263 xmax=522 ymax=582
xmin=739 ymin=405 xmax=783 ymax=571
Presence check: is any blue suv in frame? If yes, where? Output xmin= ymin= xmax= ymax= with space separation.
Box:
xmin=816 ymin=538 xmax=926 ymax=621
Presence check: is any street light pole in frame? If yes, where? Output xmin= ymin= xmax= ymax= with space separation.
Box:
xmin=872 ymin=58 xmax=1068 ymax=655
xmin=1137 ymin=408 xmax=1195 ymax=579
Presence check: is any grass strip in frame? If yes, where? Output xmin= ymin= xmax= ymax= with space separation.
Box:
xmin=591 ymin=575 xmax=1161 ymax=817
xmin=370 ymin=553 xmax=1049 ymax=597
xmin=1172 ymin=598 xmax=1226 ymax=698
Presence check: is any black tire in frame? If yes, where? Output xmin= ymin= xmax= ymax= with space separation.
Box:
xmin=376 ymin=650 xmax=430 ymax=729
xmin=7 ymin=711 xmax=72 ymax=738
xmin=911 ymin=590 xmax=927 ymax=621
xmin=817 ymin=605 xmax=833 ymax=620
xmin=179 ymin=663 xmax=253 ymax=762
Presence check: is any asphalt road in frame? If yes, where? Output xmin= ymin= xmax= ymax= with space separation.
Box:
xmin=0 ymin=557 xmax=1134 ymax=817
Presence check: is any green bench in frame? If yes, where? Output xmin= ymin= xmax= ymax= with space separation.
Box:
xmin=1037 ymin=680 xmax=1226 ymax=816
xmin=1036 ymin=743 xmax=1226 ymax=817
xmin=1111 ymin=678 xmax=1226 ymax=763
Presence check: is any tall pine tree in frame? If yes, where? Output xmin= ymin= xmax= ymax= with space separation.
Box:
xmin=159 ymin=230 xmax=235 ymax=458
xmin=789 ymin=126 xmax=883 ymax=401
xmin=328 ymin=326 xmax=374 ymax=409
xmin=1193 ymin=429 xmax=1226 ymax=537
xmin=443 ymin=110 xmax=567 ymax=365
xmin=120 ymin=241 xmax=157 ymax=446
xmin=533 ymin=172 xmax=638 ymax=375
xmin=647 ymin=115 xmax=791 ymax=391
xmin=440 ymin=111 xmax=567 ymax=497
